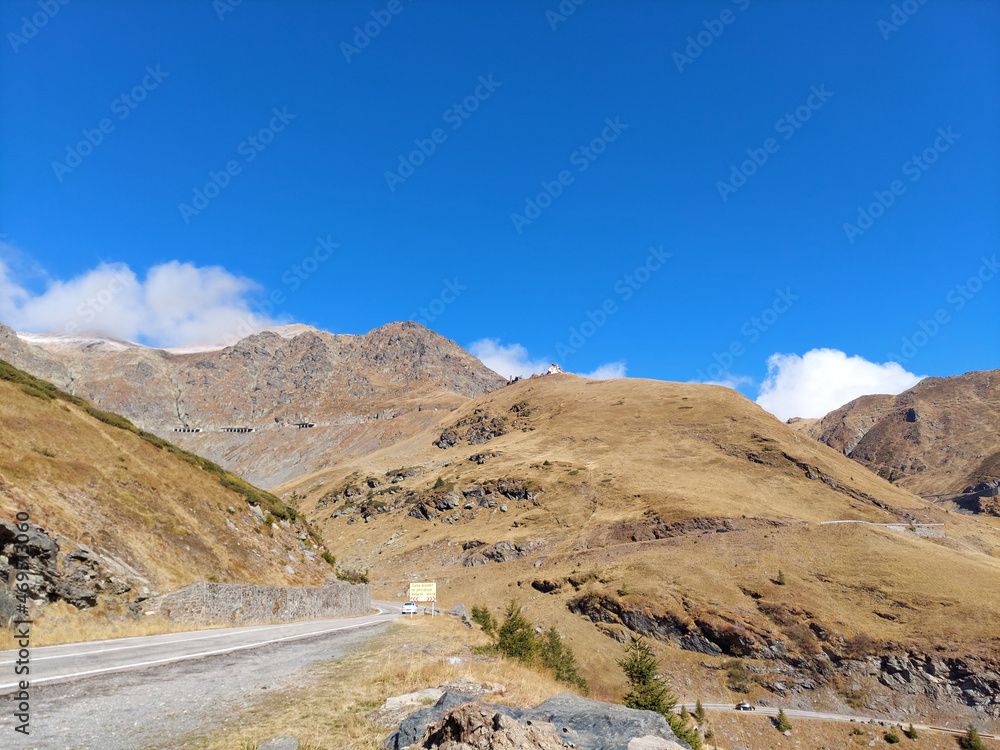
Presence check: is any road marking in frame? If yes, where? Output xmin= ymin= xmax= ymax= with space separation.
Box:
xmin=0 ymin=607 xmax=390 ymax=665
xmin=0 ymin=612 xmax=395 ymax=692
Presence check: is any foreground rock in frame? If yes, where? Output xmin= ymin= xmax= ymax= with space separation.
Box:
xmin=384 ymin=691 xmax=691 ymax=750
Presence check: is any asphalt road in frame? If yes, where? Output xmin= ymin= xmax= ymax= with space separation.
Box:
xmin=0 ymin=603 xmax=402 ymax=749
xmin=679 ymin=703 xmax=1000 ymax=740
xmin=0 ymin=603 xmax=401 ymax=694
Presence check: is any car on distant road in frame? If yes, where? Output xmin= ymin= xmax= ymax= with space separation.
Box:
xmin=735 ymin=701 xmax=756 ymax=711
xmin=401 ymin=602 xmax=418 ymax=615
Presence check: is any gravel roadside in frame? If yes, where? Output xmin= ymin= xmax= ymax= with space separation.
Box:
xmin=0 ymin=622 xmax=391 ymax=749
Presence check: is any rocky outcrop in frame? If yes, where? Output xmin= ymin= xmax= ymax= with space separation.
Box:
xmin=835 ymin=652 xmax=1000 ymax=716
xmin=0 ymin=519 xmax=137 ymax=612
xmin=567 ymin=593 xmax=784 ymax=659
xmin=570 ymin=592 xmax=1000 ymax=716
xmin=0 ymin=321 xmax=506 ymax=488
xmin=462 ymin=540 xmax=543 ymax=567
xmin=384 ymin=691 xmax=691 ymax=750
xmin=802 ymin=370 xmax=1000 ymax=496
xmin=414 ymin=702 xmax=566 ymax=750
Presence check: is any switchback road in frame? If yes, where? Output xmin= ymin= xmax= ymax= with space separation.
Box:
xmin=679 ymin=703 xmax=1000 ymax=740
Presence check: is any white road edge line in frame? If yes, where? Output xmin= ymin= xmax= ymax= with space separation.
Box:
xmin=0 ymin=607 xmax=388 ymax=665
xmin=0 ymin=611 xmax=394 ymax=691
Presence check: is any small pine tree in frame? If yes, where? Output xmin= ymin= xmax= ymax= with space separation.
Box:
xmin=904 ymin=723 xmax=918 ymax=740
xmin=776 ymin=569 xmax=787 ymax=585
xmin=775 ymin=708 xmax=792 ymax=732
xmin=885 ymin=729 xmax=901 ymax=744
xmin=694 ymin=699 xmax=706 ymax=724
xmin=470 ymin=604 xmax=496 ymax=635
xmin=495 ymin=599 xmax=538 ymax=664
xmin=539 ymin=626 xmax=588 ymax=693
xmin=618 ymin=634 xmax=677 ymax=715
xmin=679 ymin=706 xmax=690 ymax=724
xmin=959 ymin=724 xmax=987 ymax=750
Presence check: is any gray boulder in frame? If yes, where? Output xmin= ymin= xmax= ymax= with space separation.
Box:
xmin=448 ymin=602 xmax=468 ymax=620
xmin=383 ymin=691 xmax=692 ymax=750
xmin=257 ymin=738 xmax=299 ymax=750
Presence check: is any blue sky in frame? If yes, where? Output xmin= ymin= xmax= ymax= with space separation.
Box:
xmin=1 ymin=0 xmax=998 ymax=419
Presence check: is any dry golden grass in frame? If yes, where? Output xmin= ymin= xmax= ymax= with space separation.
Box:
xmin=701 ymin=709 xmax=1000 ymax=750
xmin=187 ymin=617 xmax=579 ymax=750
xmin=0 ymin=378 xmax=332 ymax=610
xmin=274 ymin=375 xmax=1000 ymax=724
xmin=0 ymin=603 xmax=232 ymax=650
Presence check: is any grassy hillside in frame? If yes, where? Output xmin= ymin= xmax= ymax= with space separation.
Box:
xmin=279 ymin=374 xmax=1000 ymax=726
xmin=0 ymin=358 xmax=334 ymax=619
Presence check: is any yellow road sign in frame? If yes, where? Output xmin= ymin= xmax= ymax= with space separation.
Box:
xmin=408 ymin=582 xmax=437 ymax=602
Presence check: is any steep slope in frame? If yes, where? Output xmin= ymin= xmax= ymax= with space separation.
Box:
xmin=280 ymin=375 xmax=1000 ymax=722
xmin=0 ymin=359 xmax=334 ymax=620
xmin=0 ymin=321 xmax=505 ymax=488
xmin=800 ymin=370 xmax=1000 ymax=497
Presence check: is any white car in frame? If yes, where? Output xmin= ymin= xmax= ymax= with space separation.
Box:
xmin=401 ymin=601 xmax=418 ymax=615
xmin=735 ymin=701 xmax=756 ymax=711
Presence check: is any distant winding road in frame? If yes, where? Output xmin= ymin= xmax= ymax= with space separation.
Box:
xmin=679 ymin=703 xmax=1000 ymax=740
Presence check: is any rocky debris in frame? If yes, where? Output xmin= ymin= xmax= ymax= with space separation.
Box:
xmin=368 ymin=679 xmax=505 ymax=729
xmin=568 ymin=593 xmax=786 ymax=660
xmin=462 ymin=540 xmax=544 ymax=567
xmin=435 ymin=412 xmax=508 ymax=449
xmin=835 ymin=652 xmax=1000 ymax=715
xmin=468 ymin=452 xmax=498 ymax=464
xmin=0 ymin=519 xmax=136 ymax=611
xmin=384 ymin=691 xmax=692 ymax=750
xmin=414 ymin=702 xmax=565 ymax=750
xmin=964 ymin=479 xmax=1000 ymax=497
xmin=257 ymin=738 xmax=299 ymax=750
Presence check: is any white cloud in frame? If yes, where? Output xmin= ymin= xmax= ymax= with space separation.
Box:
xmin=580 ymin=361 xmax=627 ymax=379
xmin=468 ymin=339 xmax=549 ymax=379
xmin=0 ymin=253 xmax=277 ymax=348
xmin=469 ymin=338 xmax=627 ymax=381
xmin=755 ymin=348 xmax=924 ymax=421
xmin=697 ymin=373 xmax=753 ymax=390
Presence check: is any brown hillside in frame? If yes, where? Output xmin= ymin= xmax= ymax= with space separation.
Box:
xmin=0 ymin=360 xmax=335 ymax=620
xmin=279 ymin=375 xmax=1000 ymax=724
xmin=802 ymin=370 xmax=1000 ymax=496
xmin=0 ymin=321 xmax=505 ymax=488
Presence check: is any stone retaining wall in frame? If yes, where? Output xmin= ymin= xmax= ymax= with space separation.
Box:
xmin=153 ymin=581 xmax=371 ymax=624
